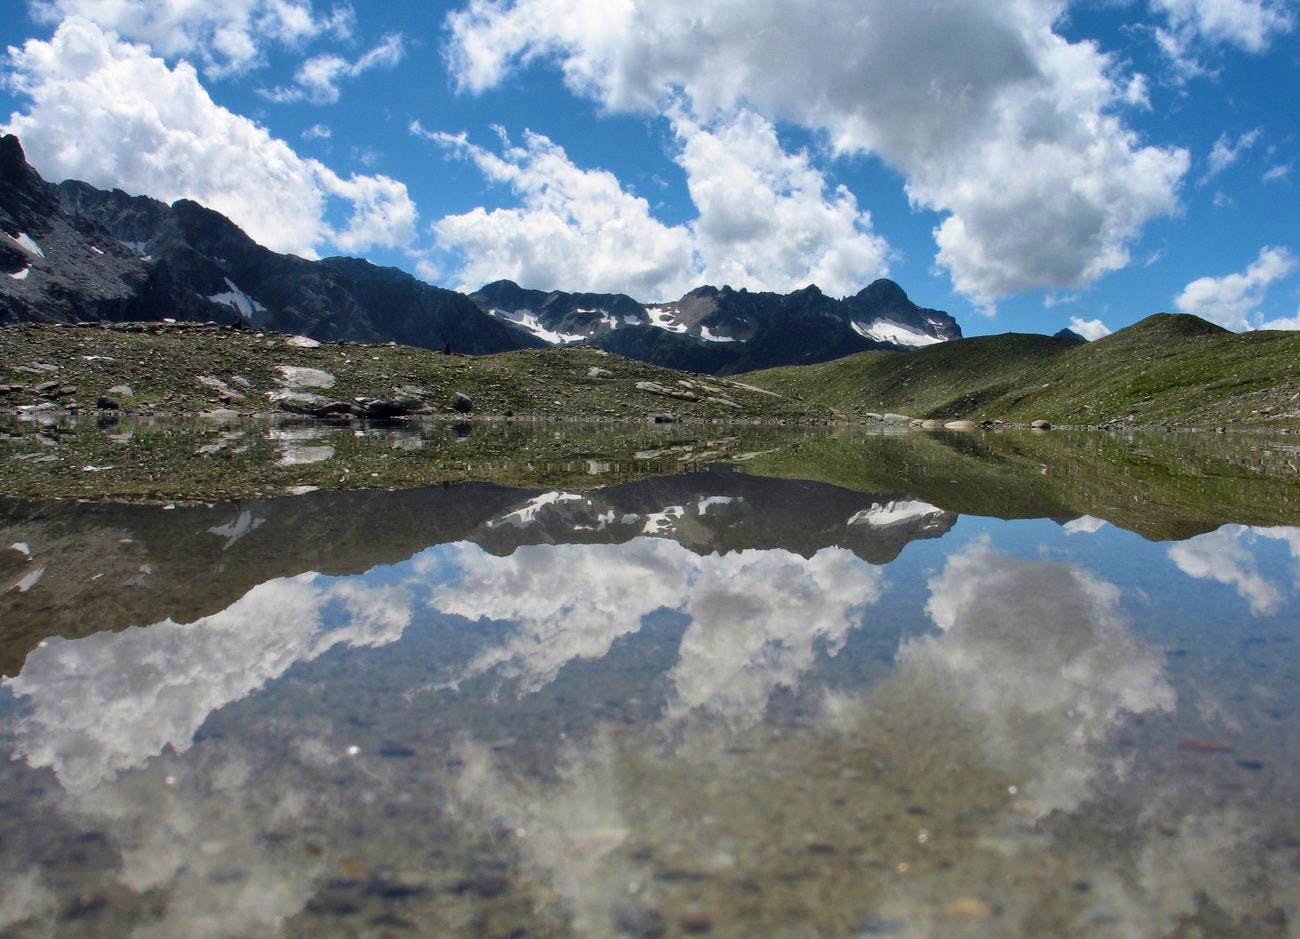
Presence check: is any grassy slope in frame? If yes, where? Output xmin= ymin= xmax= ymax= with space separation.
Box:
xmin=744 ymin=314 xmax=1300 ymax=429
xmin=0 ymin=322 xmax=830 ymax=423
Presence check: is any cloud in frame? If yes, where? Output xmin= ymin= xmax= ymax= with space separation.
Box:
xmin=300 ymin=122 xmax=332 ymax=140
xmin=259 ymin=33 xmax=405 ymax=104
xmin=911 ymin=542 xmax=1175 ymax=813
xmin=1063 ymin=515 xmax=1110 ymax=534
xmin=3 ymin=19 xmax=417 ymax=258
xmin=671 ymin=108 xmax=891 ymax=297
xmin=1202 ymin=128 xmax=1260 ymax=182
xmin=420 ymin=124 xmax=697 ymax=298
xmin=1172 ymin=245 xmax=1297 ymax=330
xmin=425 ymin=538 xmax=883 ymax=725
xmin=4 ymin=574 xmax=411 ymax=791
xmin=1150 ymin=0 xmax=1294 ymax=74
xmin=420 ymin=109 xmax=891 ymax=298
xmin=29 ymin=0 xmax=354 ymax=76
xmin=1068 ymin=316 xmax=1113 ymax=340
xmin=1261 ymin=163 xmax=1292 ymax=183
xmin=443 ymin=0 xmax=1187 ymax=308
xmin=1168 ymin=525 xmax=1284 ymax=614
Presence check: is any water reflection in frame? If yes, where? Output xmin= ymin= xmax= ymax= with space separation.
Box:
xmin=0 ymin=470 xmax=1296 ymax=937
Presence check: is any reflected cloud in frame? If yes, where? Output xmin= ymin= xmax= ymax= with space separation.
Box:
xmin=1063 ymin=515 xmax=1108 ymax=535
xmin=1168 ymin=525 xmax=1285 ymax=614
xmin=905 ymin=541 xmax=1175 ymax=814
xmin=426 ymin=540 xmax=884 ymax=724
xmin=441 ymin=546 xmax=1199 ymax=937
xmin=5 ymin=576 xmax=410 ymax=791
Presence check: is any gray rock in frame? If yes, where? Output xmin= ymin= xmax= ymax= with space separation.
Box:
xmin=108 ymin=384 xmax=134 ymax=397
xmin=636 ymin=380 xmax=698 ymax=402
xmin=1031 ymin=419 xmax=1052 ymax=430
xmin=96 ymin=395 xmax=120 ymax=410
xmin=651 ymin=412 xmax=676 ymax=424
xmin=587 ymin=366 xmax=614 ymax=379
xmin=34 ymin=380 xmax=59 ymax=394
xmin=452 ymin=392 xmax=473 ymax=413
xmin=880 ymin=413 xmax=913 ymax=424
xmin=920 ymin=418 xmax=944 ymax=430
xmin=944 ymin=420 xmax=978 ymax=431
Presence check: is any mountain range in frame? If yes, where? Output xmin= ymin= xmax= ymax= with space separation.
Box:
xmin=1 ymin=133 xmax=959 ymax=374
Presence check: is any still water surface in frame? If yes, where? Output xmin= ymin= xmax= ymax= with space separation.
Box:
xmin=0 ymin=454 xmax=1297 ymax=937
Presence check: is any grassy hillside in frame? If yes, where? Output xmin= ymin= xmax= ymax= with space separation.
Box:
xmin=744 ymin=314 xmax=1300 ymax=429
xmin=0 ymin=321 xmax=832 ymax=422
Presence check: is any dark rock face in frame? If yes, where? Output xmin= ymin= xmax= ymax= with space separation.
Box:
xmin=0 ymin=135 xmax=541 ymax=355
xmin=470 ymin=278 xmax=963 ymax=375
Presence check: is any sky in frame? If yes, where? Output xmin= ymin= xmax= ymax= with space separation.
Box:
xmin=1 ymin=0 xmax=1297 ymax=338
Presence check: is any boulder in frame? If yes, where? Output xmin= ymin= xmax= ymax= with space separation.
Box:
xmin=944 ymin=420 xmax=978 ymax=431
xmin=96 ymin=395 xmax=120 ymax=410
xmin=1031 ymin=419 xmax=1052 ymax=430
xmin=587 ymin=367 xmax=614 ymax=379
xmin=651 ymin=412 xmax=676 ymax=424
xmin=276 ymin=365 xmax=336 ymax=390
xmin=636 ymin=380 xmax=698 ymax=402
xmin=108 ymin=384 xmax=134 ymax=397
xmin=452 ymin=392 xmax=473 ymax=413
xmin=920 ymin=419 xmax=944 ymax=430
xmin=880 ymin=413 xmax=913 ymax=424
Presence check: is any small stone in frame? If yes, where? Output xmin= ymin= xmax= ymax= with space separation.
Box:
xmin=948 ymin=898 xmax=993 ymax=918
xmin=679 ymin=912 xmax=713 ymax=933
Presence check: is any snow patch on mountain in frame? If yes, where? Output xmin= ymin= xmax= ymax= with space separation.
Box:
xmin=847 ymin=500 xmax=945 ymax=528
xmin=488 ymin=492 xmax=586 ymax=528
xmin=209 ymin=278 xmax=267 ymax=321
xmin=852 ymin=319 xmax=945 ymax=348
xmin=643 ymin=505 xmax=686 ymax=534
xmin=8 ymin=266 xmax=30 ymax=280
xmin=699 ymin=324 xmax=739 ymax=343
xmin=646 ymin=307 xmax=688 ymax=334
xmin=489 ymin=308 xmax=586 ymax=344
xmin=10 ymin=232 xmax=44 ymax=258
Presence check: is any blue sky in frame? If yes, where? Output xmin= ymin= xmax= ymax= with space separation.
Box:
xmin=1 ymin=0 xmax=1297 ymax=337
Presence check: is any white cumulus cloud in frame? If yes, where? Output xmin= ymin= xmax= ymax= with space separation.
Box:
xmin=3 ymin=18 xmax=417 ymax=258
xmin=421 ymin=109 xmax=891 ymax=298
xmin=443 ymin=0 xmax=1188 ymax=308
xmin=421 ymin=124 xmax=698 ymax=298
xmin=1068 ymin=317 xmax=1113 ymax=340
xmin=1202 ymin=128 xmax=1260 ymax=181
xmin=1150 ymin=0 xmax=1294 ymax=75
xmin=1173 ymin=245 xmax=1297 ymax=330
xmin=259 ymin=32 xmax=405 ymax=104
xmin=29 ymin=0 xmax=354 ymax=76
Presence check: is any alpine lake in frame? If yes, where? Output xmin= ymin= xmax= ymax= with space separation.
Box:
xmin=1 ymin=416 xmax=1297 ymax=938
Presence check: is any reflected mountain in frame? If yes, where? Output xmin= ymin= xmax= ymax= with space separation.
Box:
xmin=0 ymin=468 xmax=955 ymax=675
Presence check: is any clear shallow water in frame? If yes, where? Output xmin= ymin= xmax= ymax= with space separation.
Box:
xmin=0 ymin=464 xmax=1297 ymax=937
